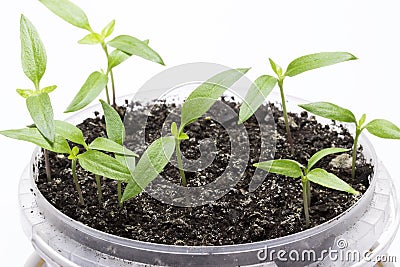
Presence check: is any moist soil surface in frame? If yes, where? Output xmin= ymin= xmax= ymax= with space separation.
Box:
xmin=35 ymin=98 xmax=373 ymax=246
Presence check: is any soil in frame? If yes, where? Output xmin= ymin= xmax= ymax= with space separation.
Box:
xmin=35 ymin=98 xmax=373 ymax=246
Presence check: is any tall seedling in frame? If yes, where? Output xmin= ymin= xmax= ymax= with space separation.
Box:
xmin=39 ymin=0 xmax=165 ymax=112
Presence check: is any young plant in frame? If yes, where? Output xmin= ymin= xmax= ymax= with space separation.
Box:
xmin=121 ymin=68 xmax=250 ymax=203
xmin=254 ymin=147 xmax=358 ymax=227
xmin=100 ymin=100 xmax=137 ymax=205
xmin=299 ymin=102 xmax=400 ymax=179
xmin=19 ymin=15 xmax=58 ymax=181
xmin=239 ymin=52 xmax=357 ymax=148
xmin=54 ymin=120 xmax=138 ymax=205
xmin=39 ymin=0 xmax=164 ymax=111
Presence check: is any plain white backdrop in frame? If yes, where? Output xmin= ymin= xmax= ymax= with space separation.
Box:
xmin=1 ymin=0 xmax=399 ymax=265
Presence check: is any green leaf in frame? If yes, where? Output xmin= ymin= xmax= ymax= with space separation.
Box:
xmin=143 ymin=39 xmax=149 ymax=45
xmin=121 ymin=136 xmax=175 ymax=202
xmin=108 ymin=35 xmax=164 ymax=65
xmin=101 ymin=19 xmax=115 ymax=38
xmin=65 ymin=71 xmax=108 ymax=113
xmin=307 ymin=168 xmax=359 ymax=195
xmin=238 ymin=75 xmax=277 ymax=124
xmin=307 ymin=147 xmax=350 ymax=170
xmin=107 ymin=49 xmax=130 ymax=71
xmin=171 ymin=122 xmax=178 ymax=137
xmin=77 ymin=150 xmax=132 ymax=181
xmin=20 ymin=15 xmax=47 ymax=89
xmin=299 ymin=102 xmax=357 ymax=123
xmin=54 ymin=120 xmax=87 ymax=147
xmin=269 ymin=58 xmax=282 ymax=77
xmin=180 ymin=68 xmax=250 ymax=130
xmin=39 ymin=0 xmax=92 ymax=31
xmin=359 ymin=114 xmax=367 ymax=127
xmin=100 ymin=100 xmax=125 ymax=144
xmin=26 ymin=93 xmax=55 ymax=142
xmin=178 ymin=132 xmax=189 ymax=140
xmin=254 ymin=159 xmax=303 ymax=178
xmin=41 ymin=85 xmax=57 ymax=94
xmin=78 ymin=33 xmax=103 ymax=45
xmin=365 ymin=119 xmax=400 ymax=139
xmin=89 ymin=137 xmax=138 ymax=157
xmin=16 ymin=89 xmax=34 ymax=98
xmin=0 ymin=128 xmax=70 ymax=154
xmin=285 ymin=52 xmax=357 ymax=77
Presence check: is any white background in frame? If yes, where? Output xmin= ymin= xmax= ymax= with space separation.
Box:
xmin=0 ymin=0 xmax=399 ymax=265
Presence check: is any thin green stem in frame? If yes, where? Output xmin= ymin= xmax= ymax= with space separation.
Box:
xmin=352 ymin=129 xmax=361 ymax=179
xmin=118 ymin=181 xmax=123 ymax=208
xmin=278 ymin=79 xmax=294 ymax=149
xmin=95 ymin=175 xmax=103 ymax=204
xmin=175 ymin=139 xmax=187 ymax=186
xmin=306 ymin=180 xmax=311 ymax=205
xmin=105 ymin=85 xmax=111 ymax=104
xmin=102 ymin=43 xmax=112 ymax=105
xmin=302 ymin=176 xmax=310 ymax=228
xmin=72 ymin=159 xmax=84 ymax=205
xmin=110 ymin=69 xmax=116 ymax=107
xmin=44 ymin=149 xmax=51 ymax=182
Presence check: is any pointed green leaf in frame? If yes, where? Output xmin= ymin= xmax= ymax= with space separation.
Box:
xmin=65 ymin=71 xmax=108 ymax=113
xmin=308 ymin=147 xmax=350 ymax=170
xmin=269 ymin=58 xmax=282 ymax=77
xmin=78 ymin=33 xmax=103 ymax=45
xmin=108 ymin=35 xmax=164 ymax=65
xmin=239 ymin=75 xmax=277 ymax=124
xmin=0 ymin=128 xmax=70 ymax=154
xmin=180 ymin=68 xmax=250 ymax=130
xmin=101 ymin=19 xmax=115 ymax=38
xmin=41 ymin=85 xmax=57 ymax=94
xmin=254 ymin=159 xmax=303 ymax=178
xmin=171 ymin=122 xmax=178 ymax=138
xmin=365 ymin=119 xmax=400 ymax=139
xmin=20 ymin=15 xmax=47 ymax=89
xmin=89 ymin=137 xmax=138 ymax=157
xmin=78 ymin=150 xmax=132 ymax=181
xmin=121 ymin=136 xmax=175 ymax=202
xmin=143 ymin=39 xmax=150 ymax=45
xmin=299 ymin=102 xmax=357 ymax=123
xmin=178 ymin=132 xmax=189 ymax=140
xmin=26 ymin=93 xmax=55 ymax=142
xmin=54 ymin=120 xmax=87 ymax=147
xmin=359 ymin=114 xmax=367 ymax=127
xmin=39 ymin=0 xmax=92 ymax=31
xmin=285 ymin=52 xmax=357 ymax=77
xmin=307 ymin=168 xmax=359 ymax=195
xmin=100 ymin=100 xmax=124 ymax=145
xmin=107 ymin=49 xmax=130 ymax=71
xmin=16 ymin=89 xmax=34 ymax=98
xmin=71 ymin=146 xmax=79 ymax=156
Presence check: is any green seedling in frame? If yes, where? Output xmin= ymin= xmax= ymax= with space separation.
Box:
xmin=254 ymin=147 xmax=358 ymax=227
xmin=39 ymin=0 xmax=164 ymax=112
xmin=54 ymin=120 xmax=138 ymax=205
xmin=100 ymin=100 xmax=136 ymax=206
xmin=121 ymin=68 xmax=250 ymax=203
xmin=299 ymin=102 xmax=400 ymax=179
xmin=18 ymin=15 xmax=58 ymax=181
xmin=239 ymin=52 xmax=357 ymax=148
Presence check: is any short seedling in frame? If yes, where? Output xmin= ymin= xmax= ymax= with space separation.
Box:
xmin=39 ymin=0 xmax=164 ymax=111
xmin=254 ymin=147 xmax=359 ymax=227
xmin=299 ymin=102 xmax=400 ymax=179
xmin=18 ymin=15 xmax=58 ymax=181
xmin=239 ymin=52 xmax=357 ymax=149
xmin=121 ymin=68 xmax=250 ymax=203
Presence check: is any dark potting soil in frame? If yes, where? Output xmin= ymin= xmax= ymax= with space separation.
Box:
xmin=35 ymin=98 xmax=373 ymax=246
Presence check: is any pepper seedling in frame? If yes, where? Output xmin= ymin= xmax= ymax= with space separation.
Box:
xmin=239 ymin=52 xmax=357 ymax=149
xmin=100 ymin=100 xmax=137 ymax=206
xmin=254 ymin=147 xmax=358 ymax=227
xmin=54 ymin=120 xmax=138 ymax=205
xmin=18 ymin=15 xmax=58 ymax=181
xmin=121 ymin=68 xmax=250 ymax=203
xmin=39 ymin=0 xmax=164 ymax=111
xmin=299 ymin=102 xmax=400 ymax=179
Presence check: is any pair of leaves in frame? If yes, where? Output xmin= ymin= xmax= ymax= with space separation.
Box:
xmin=254 ymin=147 xmax=358 ymax=194
xmin=299 ymin=102 xmax=400 ymax=139
xmin=239 ymin=52 xmax=357 ymax=124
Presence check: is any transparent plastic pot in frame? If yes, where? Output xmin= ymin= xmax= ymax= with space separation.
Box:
xmin=19 ymin=93 xmax=400 ymax=267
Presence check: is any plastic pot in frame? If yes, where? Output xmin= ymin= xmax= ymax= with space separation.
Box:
xmin=19 ymin=93 xmax=400 ymax=267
